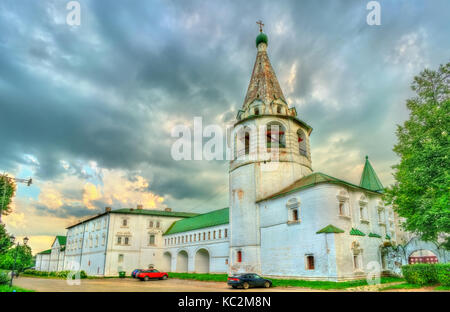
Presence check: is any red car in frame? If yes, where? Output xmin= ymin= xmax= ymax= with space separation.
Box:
xmin=137 ymin=269 xmax=168 ymax=281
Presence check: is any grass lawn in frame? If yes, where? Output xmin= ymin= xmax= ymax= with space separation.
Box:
xmin=167 ymin=272 xmax=404 ymax=290
xmin=0 ymin=285 xmax=34 ymax=292
xmin=434 ymin=285 xmax=450 ymax=291
xmin=379 ymin=282 xmax=425 ymax=291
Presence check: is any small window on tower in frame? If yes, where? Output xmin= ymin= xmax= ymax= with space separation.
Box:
xmin=254 ymin=107 xmax=259 ymax=115
xmin=237 ymin=251 xmax=242 ymax=263
xmin=297 ymin=129 xmax=307 ymax=157
xmin=267 ymin=122 xmax=286 ymax=148
xmin=277 ymin=106 xmax=281 ymax=114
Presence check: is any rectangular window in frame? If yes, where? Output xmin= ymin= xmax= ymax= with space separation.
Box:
xmin=118 ymin=254 xmax=124 ymax=263
xmin=156 ymin=221 xmax=160 ymax=228
xmin=117 ymin=236 xmax=122 ymax=245
xmin=306 ymin=255 xmax=315 ymax=270
xmin=149 ymin=234 xmax=155 ymax=245
xmin=225 ymin=229 xmax=228 ymax=238
xmin=208 ymin=232 xmax=211 ymax=240
xmin=149 ymin=221 xmax=153 ymax=228
xmin=122 ymin=219 xmax=128 ymax=227
xmin=353 ymin=255 xmax=362 ymax=270
xmin=213 ymin=231 xmax=216 ymax=239
xmin=339 ymin=202 xmax=344 ymax=215
xmin=237 ymin=251 xmax=242 ymax=263
xmin=292 ymin=209 xmax=298 ymax=221
xmin=219 ymin=230 xmax=222 ymax=238
xmin=124 ymin=237 xmax=129 ymax=245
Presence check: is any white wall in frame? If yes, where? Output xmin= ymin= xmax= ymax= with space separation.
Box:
xmin=164 ymin=224 xmax=230 ymax=273
xmin=259 ymin=183 xmax=400 ymax=281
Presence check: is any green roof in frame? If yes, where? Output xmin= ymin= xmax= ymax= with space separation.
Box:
xmin=38 ymin=249 xmax=51 ymax=255
xmin=164 ymin=208 xmax=229 ymax=235
xmin=316 ymin=224 xmax=345 ymax=234
xmin=257 ymin=172 xmax=382 ymax=203
xmin=368 ymin=233 xmax=382 ymax=238
xmin=56 ymin=236 xmax=66 ymax=246
xmin=256 ymin=32 xmax=268 ymax=47
xmin=350 ymin=228 xmax=366 ymax=236
xmin=359 ymin=156 xmax=384 ymax=192
xmin=111 ymin=208 xmax=198 ymax=218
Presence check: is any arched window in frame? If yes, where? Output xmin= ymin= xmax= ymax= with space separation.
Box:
xmin=266 ymin=122 xmax=286 ymax=148
xmin=297 ymin=129 xmax=307 ymax=156
xmin=277 ymin=105 xmax=281 ymax=114
xmin=359 ymin=195 xmax=369 ymax=222
xmin=287 ymin=198 xmax=300 ymax=223
xmin=337 ymin=190 xmax=350 ymax=217
xmin=254 ymin=107 xmax=259 ymax=115
xmin=235 ymin=127 xmax=251 ymax=157
xmin=351 ymin=242 xmax=363 ymax=271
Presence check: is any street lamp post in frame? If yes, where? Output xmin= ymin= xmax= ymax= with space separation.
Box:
xmin=9 ymin=235 xmax=29 ymax=287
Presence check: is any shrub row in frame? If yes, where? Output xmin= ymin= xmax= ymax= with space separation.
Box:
xmin=402 ymin=263 xmax=450 ymax=286
xmin=23 ymin=269 xmax=88 ymax=279
xmin=0 ymin=271 xmax=9 ymax=285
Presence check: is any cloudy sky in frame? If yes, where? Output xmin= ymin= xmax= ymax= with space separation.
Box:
xmin=0 ymin=0 xmax=449 ymax=253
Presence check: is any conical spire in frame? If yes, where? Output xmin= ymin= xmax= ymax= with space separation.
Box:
xmin=359 ymin=156 xmax=384 ymax=192
xmin=242 ymin=30 xmax=287 ymax=111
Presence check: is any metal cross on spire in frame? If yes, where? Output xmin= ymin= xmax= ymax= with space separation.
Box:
xmin=256 ymin=20 xmax=264 ymax=32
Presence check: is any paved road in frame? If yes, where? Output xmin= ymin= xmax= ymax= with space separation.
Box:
xmin=13 ymin=277 xmax=323 ymax=292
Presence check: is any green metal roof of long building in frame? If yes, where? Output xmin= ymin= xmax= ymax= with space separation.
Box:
xmin=110 ymin=208 xmax=198 ymax=218
xmin=164 ymin=208 xmax=229 ymax=235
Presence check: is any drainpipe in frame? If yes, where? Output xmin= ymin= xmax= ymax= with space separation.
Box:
xmin=102 ymin=213 xmax=111 ymax=276
xmin=57 ymin=250 xmax=60 ymax=271
xmin=79 ymin=222 xmax=86 ymax=271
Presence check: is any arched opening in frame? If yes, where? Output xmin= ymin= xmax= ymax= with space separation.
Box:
xmin=408 ymin=250 xmax=439 ymax=264
xmin=194 ymin=249 xmax=210 ymax=273
xmin=297 ymin=129 xmax=307 ymax=156
xmin=162 ymin=252 xmax=172 ymax=272
xmin=266 ymin=122 xmax=285 ymax=148
xmin=176 ymin=250 xmax=188 ymax=272
xmin=235 ymin=127 xmax=251 ymax=158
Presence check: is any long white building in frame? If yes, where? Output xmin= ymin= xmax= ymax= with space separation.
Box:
xmin=35 ymin=29 xmax=449 ymax=280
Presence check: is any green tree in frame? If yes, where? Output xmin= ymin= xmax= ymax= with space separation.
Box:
xmin=0 ymin=224 xmax=12 ymax=255
xmin=385 ymin=62 xmax=450 ymax=249
xmin=0 ymin=244 xmax=33 ymax=272
xmin=0 ymin=175 xmax=16 ymax=220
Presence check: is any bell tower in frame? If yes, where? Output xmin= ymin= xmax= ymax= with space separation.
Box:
xmin=228 ymin=24 xmax=313 ymax=274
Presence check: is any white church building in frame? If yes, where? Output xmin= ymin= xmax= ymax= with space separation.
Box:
xmin=35 ymin=30 xmax=448 ymax=281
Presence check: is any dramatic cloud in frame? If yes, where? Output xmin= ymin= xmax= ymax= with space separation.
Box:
xmin=0 ymin=0 xmax=449 ymax=253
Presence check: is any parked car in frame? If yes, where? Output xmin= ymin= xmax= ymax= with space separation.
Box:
xmin=131 ymin=269 xmax=143 ymax=278
xmin=137 ymin=269 xmax=169 ymax=281
xmin=227 ymin=273 xmax=272 ymax=289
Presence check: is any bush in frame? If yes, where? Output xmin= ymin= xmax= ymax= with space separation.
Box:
xmin=401 ymin=264 xmax=444 ymax=285
xmin=22 ymin=269 xmax=87 ymax=279
xmin=0 ymin=271 xmax=10 ymax=285
xmin=435 ymin=264 xmax=450 ymax=286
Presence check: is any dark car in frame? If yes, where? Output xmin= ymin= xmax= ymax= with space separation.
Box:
xmin=131 ymin=269 xmax=143 ymax=278
xmin=227 ymin=273 xmax=272 ymax=289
